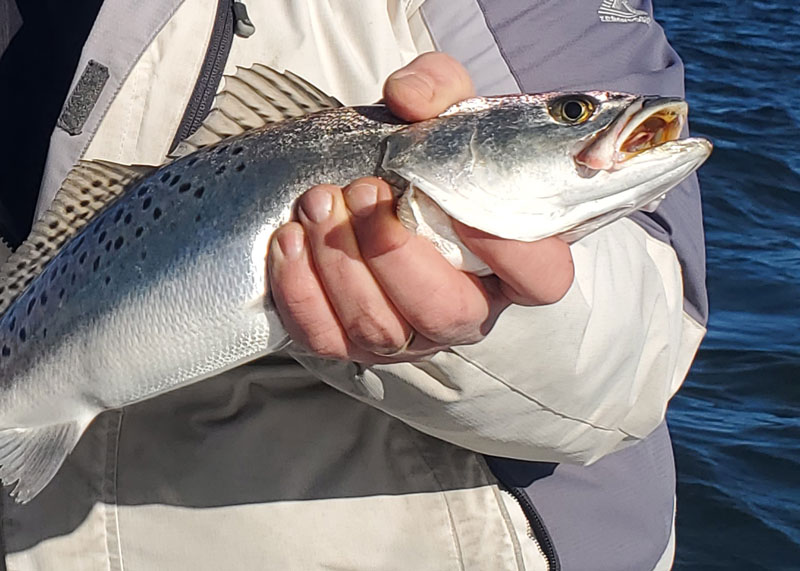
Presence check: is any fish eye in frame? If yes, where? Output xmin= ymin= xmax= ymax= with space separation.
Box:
xmin=549 ymin=95 xmax=597 ymax=124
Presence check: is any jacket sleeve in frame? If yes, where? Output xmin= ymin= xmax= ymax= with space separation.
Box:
xmin=295 ymin=0 xmax=708 ymax=464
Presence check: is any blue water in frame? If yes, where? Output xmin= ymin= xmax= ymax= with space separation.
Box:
xmin=657 ymin=1 xmax=800 ymax=568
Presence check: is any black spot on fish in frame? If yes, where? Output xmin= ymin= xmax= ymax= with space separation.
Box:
xmin=153 ymin=208 xmax=162 ymax=220
xmin=79 ymin=252 xmax=87 ymax=264
xmin=79 ymin=199 xmax=90 ymax=208
xmin=215 ymin=165 xmax=226 ymax=175
xmin=65 ymin=205 xmax=75 ymax=214
xmin=170 ymin=175 xmax=181 ymax=186
xmin=105 ymin=276 xmax=111 ymax=285
xmin=142 ymin=197 xmax=152 ymax=210
xmin=232 ymin=146 xmax=243 ymax=155
xmin=179 ymin=182 xmax=191 ymax=193
xmin=98 ymin=231 xmax=107 ymax=243
xmin=9 ymin=317 xmax=15 ymax=331
xmin=60 ymin=264 xmax=67 ymax=275
xmin=93 ymin=257 xmax=101 ymax=271
xmin=135 ymin=227 xmax=144 ymax=238
xmin=48 ymin=220 xmax=59 ymax=230
xmin=109 ymin=178 xmax=119 ymax=186
xmin=19 ymin=328 xmax=26 ymax=342
xmin=187 ymin=157 xmax=199 ymax=167
xmin=8 ymin=283 xmax=18 ymax=291
xmin=114 ymin=237 xmax=124 ymax=250
xmin=138 ymin=185 xmax=151 ymax=197
xmin=235 ymin=163 xmax=245 ymax=172
xmin=42 ymin=328 xmax=47 ymax=339
xmin=71 ymin=274 xmax=76 ymax=285
xmin=35 ymin=241 xmax=44 ymax=250
xmin=40 ymin=292 xmax=47 ymax=306
xmin=124 ymin=213 xmax=132 ymax=225
xmin=216 ymin=145 xmax=229 ymax=155
xmin=114 ymin=210 xmax=123 ymax=223
xmin=59 ymin=288 xmax=65 ymax=299
xmin=27 ymin=298 xmax=35 ymax=314
xmin=106 ymin=240 xmax=112 ymax=252
xmin=160 ymin=172 xmax=171 ymax=183
xmin=1 ymin=346 xmax=9 ymax=357
xmin=92 ymin=179 xmax=103 ymax=188
xmin=194 ymin=187 xmax=205 ymax=199
xmin=195 ymin=214 xmax=202 ymax=222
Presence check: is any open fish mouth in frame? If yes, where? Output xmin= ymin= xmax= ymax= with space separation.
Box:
xmin=576 ymin=97 xmax=689 ymax=176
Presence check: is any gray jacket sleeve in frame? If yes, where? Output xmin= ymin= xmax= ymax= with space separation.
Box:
xmin=299 ymin=0 xmax=707 ymax=464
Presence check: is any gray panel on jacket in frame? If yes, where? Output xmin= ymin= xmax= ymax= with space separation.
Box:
xmin=56 ymin=60 xmax=110 ymax=136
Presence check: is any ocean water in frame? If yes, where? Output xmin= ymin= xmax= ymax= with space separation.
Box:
xmin=657 ymin=1 xmax=800 ymax=569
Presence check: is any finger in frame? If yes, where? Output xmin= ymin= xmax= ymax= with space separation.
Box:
xmin=383 ymin=52 xmax=475 ymax=122
xmin=296 ymin=184 xmax=414 ymax=356
xmin=453 ymin=221 xmax=575 ymax=306
xmin=269 ymin=222 xmax=358 ymax=359
xmin=344 ymin=178 xmax=507 ymax=345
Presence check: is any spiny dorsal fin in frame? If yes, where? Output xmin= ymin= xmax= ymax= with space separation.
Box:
xmin=0 ymin=418 xmax=88 ymax=503
xmin=169 ymin=65 xmax=342 ymax=159
xmin=0 ymin=160 xmax=153 ymax=314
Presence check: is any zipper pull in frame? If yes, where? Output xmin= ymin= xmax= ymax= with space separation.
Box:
xmin=232 ymin=1 xmax=255 ymax=38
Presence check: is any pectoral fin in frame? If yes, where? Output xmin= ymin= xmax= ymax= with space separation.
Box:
xmin=0 ymin=419 xmax=89 ymax=503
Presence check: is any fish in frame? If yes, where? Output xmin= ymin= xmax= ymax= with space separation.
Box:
xmin=0 ymin=64 xmax=711 ymax=503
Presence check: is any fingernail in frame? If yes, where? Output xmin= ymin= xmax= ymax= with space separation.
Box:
xmin=344 ymin=182 xmax=378 ymax=217
xmin=275 ymin=225 xmax=304 ymax=261
xmin=299 ymin=188 xmax=333 ymax=223
xmin=390 ymin=70 xmax=434 ymax=101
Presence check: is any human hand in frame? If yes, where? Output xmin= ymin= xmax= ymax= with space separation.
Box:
xmin=268 ymin=52 xmax=574 ymax=364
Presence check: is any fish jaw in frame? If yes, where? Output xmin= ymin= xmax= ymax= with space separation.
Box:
xmin=384 ymin=93 xmax=711 ymax=243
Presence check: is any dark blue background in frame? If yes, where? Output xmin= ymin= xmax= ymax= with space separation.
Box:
xmin=657 ymin=1 xmax=800 ymax=568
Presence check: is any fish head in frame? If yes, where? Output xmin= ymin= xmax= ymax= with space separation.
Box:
xmin=382 ymin=91 xmax=712 ymax=242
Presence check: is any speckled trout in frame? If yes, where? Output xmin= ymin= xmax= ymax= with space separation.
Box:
xmin=0 ymin=65 xmax=711 ymax=502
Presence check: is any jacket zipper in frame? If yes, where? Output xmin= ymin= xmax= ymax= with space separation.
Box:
xmin=169 ymin=0 xmax=251 ymax=153
xmin=504 ymin=485 xmax=561 ymax=571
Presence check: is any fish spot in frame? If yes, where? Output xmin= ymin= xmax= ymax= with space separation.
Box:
xmin=138 ymin=185 xmax=151 ymax=197
xmin=195 ymin=214 xmax=202 ymax=222
xmin=140 ymin=251 xmax=147 ymax=260
xmin=142 ymin=197 xmax=152 ymax=210
xmin=114 ymin=237 xmax=124 ymax=250
xmin=114 ymin=210 xmax=123 ymax=223
xmin=79 ymin=252 xmax=87 ymax=264
xmin=232 ymin=146 xmax=243 ymax=155
xmin=179 ymin=182 xmax=191 ymax=193
xmin=59 ymin=288 xmax=65 ymax=299
xmin=48 ymin=220 xmax=59 ymax=230
xmin=106 ymin=240 xmax=112 ymax=252
xmin=187 ymin=157 xmax=199 ymax=167
xmin=105 ymin=276 xmax=111 ymax=285
xmin=194 ymin=187 xmax=205 ymax=199
xmin=35 ymin=241 xmax=45 ymax=251
xmin=71 ymin=274 xmax=76 ymax=285
xmin=16 ymin=261 xmax=25 ymax=270
xmin=79 ymin=200 xmax=90 ymax=207
xmin=1 ymin=346 xmax=9 ymax=357
xmin=124 ymin=213 xmax=132 ymax=225
xmin=98 ymin=231 xmax=107 ymax=243
xmin=215 ymin=165 xmax=226 ymax=175
xmin=9 ymin=317 xmax=15 ymax=331
xmin=160 ymin=172 xmax=171 ymax=183
xmin=135 ymin=227 xmax=144 ymax=238
xmin=42 ymin=328 xmax=47 ymax=339
xmin=216 ymin=145 xmax=229 ymax=155
xmin=65 ymin=205 xmax=75 ymax=213
xmin=235 ymin=163 xmax=245 ymax=172
xmin=40 ymin=292 xmax=47 ymax=306
xmin=60 ymin=264 xmax=68 ymax=275
xmin=109 ymin=178 xmax=119 ymax=186
xmin=92 ymin=179 xmax=103 ymax=188
xmin=19 ymin=328 xmax=26 ymax=342
xmin=93 ymin=257 xmax=101 ymax=271
xmin=169 ymin=175 xmax=181 ymax=186
xmin=153 ymin=207 xmax=162 ymax=220
xmin=27 ymin=298 xmax=35 ymax=314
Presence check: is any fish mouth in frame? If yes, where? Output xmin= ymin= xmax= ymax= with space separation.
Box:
xmin=575 ymin=97 xmax=689 ymax=177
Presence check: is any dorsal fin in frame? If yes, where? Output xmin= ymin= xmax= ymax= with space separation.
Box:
xmin=0 ymin=161 xmax=153 ymax=314
xmin=169 ymin=65 xmax=342 ymax=159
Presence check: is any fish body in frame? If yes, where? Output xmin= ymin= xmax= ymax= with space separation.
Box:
xmin=0 ymin=70 xmax=711 ymax=502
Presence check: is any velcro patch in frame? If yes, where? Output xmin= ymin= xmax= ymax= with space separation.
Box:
xmin=56 ymin=60 xmax=109 ymax=136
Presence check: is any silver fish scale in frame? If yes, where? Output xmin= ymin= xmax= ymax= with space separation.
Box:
xmin=0 ymin=106 xmax=404 ymax=429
